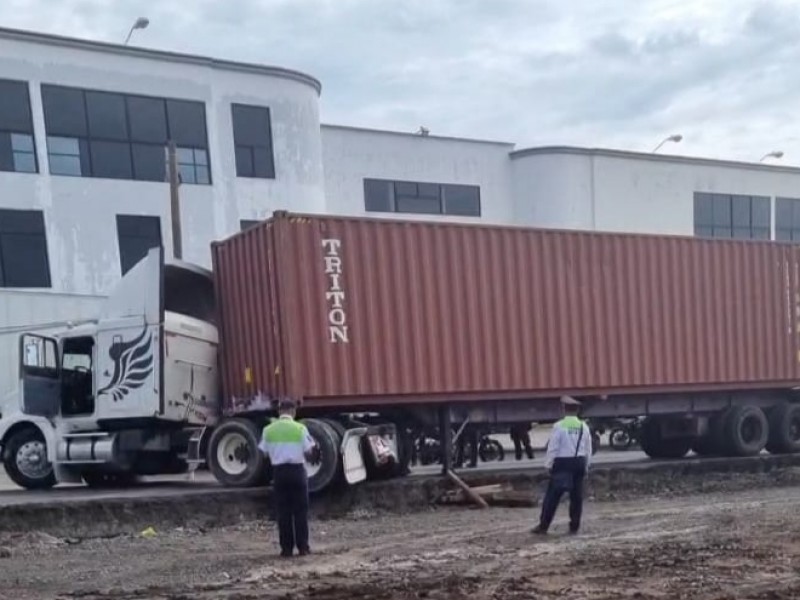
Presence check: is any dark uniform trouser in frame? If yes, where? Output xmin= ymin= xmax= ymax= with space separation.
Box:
xmin=273 ymin=464 xmax=309 ymax=554
xmin=511 ymin=425 xmax=534 ymax=460
xmin=538 ymin=456 xmax=586 ymax=532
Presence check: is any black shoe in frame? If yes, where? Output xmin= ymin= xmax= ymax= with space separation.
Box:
xmin=280 ymin=550 xmax=293 ymax=558
xmin=568 ymin=528 xmax=580 ymax=535
xmin=531 ymin=526 xmax=547 ymax=535
xmin=298 ymin=548 xmax=311 ymax=556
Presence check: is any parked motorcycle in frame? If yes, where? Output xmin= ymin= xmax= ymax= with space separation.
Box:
xmin=609 ymin=418 xmax=642 ymax=451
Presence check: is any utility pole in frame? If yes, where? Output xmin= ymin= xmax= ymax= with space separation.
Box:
xmin=167 ymin=140 xmax=182 ymax=260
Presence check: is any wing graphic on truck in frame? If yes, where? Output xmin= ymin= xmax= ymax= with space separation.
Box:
xmin=97 ymin=327 xmax=154 ymax=402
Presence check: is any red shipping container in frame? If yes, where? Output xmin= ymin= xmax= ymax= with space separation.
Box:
xmin=211 ymin=212 xmax=800 ymax=414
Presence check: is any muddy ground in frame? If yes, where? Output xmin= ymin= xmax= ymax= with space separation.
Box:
xmin=2 ymin=472 xmax=800 ymax=600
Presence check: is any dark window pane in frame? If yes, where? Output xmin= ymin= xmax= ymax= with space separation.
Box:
xmin=731 ymin=195 xmax=751 ymax=228
xmin=792 ymin=201 xmax=800 ymax=229
xmin=240 ymin=220 xmax=259 ymax=230
xmin=90 ymin=140 xmax=132 ymax=179
xmin=0 ymin=233 xmax=50 ymax=287
xmin=364 ymin=179 xmax=391 ymax=212
xmin=194 ymin=148 xmax=208 ymax=166
xmin=178 ymin=163 xmax=196 ymax=184
xmin=712 ymin=226 xmax=732 ymax=239
xmin=0 ymin=209 xmax=45 ymax=234
xmin=694 ymin=225 xmax=713 ymax=238
xmin=176 ymin=147 xmax=195 ymax=163
xmin=86 ymin=91 xmax=128 ymax=140
xmin=694 ymin=193 xmax=713 ymax=226
xmin=166 ymin=99 xmax=207 ymax=147
xmin=0 ymin=132 xmax=12 ymax=172
xmin=444 ymin=184 xmax=480 ymax=216
xmin=776 ymin=228 xmax=792 ymax=242
xmin=712 ymin=195 xmax=732 ymax=227
xmin=252 ymin=145 xmax=275 ymax=178
xmin=126 ymin=96 xmax=167 ymax=143
xmin=41 ymin=85 xmax=87 ymax=137
xmin=395 ymin=181 xmax=417 ymax=197
xmin=396 ymin=196 xmax=441 ymax=214
xmin=733 ymin=227 xmax=752 ymax=240
xmin=232 ymin=104 xmax=271 ymax=147
xmin=116 ymin=215 xmax=162 ymax=275
xmin=418 ymin=183 xmax=440 ymax=199
xmin=195 ymin=165 xmax=210 ymax=185
xmin=776 ymin=198 xmax=793 ymax=228
xmin=0 ymin=210 xmax=50 ymax=288
xmin=0 ymin=79 xmax=33 ymax=132
xmin=47 ymin=136 xmax=80 ymax=156
xmin=752 ymin=227 xmax=770 ymax=240
xmin=10 ymin=133 xmax=33 ymax=153
xmin=235 ymin=145 xmax=254 ymax=177
xmin=132 ymin=143 xmax=166 ymax=182
xmin=752 ymin=197 xmax=770 ymax=228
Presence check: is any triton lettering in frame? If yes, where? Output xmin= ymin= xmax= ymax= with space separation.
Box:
xmin=322 ymin=238 xmax=349 ymax=343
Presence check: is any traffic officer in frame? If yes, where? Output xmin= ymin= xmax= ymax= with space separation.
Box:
xmin=532 ymin=396 xmax=592 ymax=535
xmin=259 ymin=399 xmax=319 ymax=557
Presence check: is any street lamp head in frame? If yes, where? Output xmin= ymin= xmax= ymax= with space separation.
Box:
xmin=668 ymin=134 xmax=683 ymax=143
xmin=133 ymin=17 xmax=150 ymax=30
xmin=760 ymin=150 xmax=785 ymax=162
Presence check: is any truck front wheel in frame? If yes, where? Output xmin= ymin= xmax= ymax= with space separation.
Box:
xmin=2 ymin=427 xmax=56 ymax=490
xmin=207 ymin=419 xmax=268 ymax=487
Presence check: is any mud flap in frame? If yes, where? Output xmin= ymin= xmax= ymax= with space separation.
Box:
xmin=341 ymin=427 xmax=368 ymax=485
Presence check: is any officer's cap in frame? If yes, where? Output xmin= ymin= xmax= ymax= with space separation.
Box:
xmin=277 ymin=398 xmax=297 ymax=411
xmin=560 ymin=395 xmax=582 ymax=406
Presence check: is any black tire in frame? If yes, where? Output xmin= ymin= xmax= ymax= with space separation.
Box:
xmin=303 ymin=418 xmax=341 ymax=494
xmin=722 ymin=405 xmax=768 ymax=457
xmin=640 ymin=417 xmax=691 ymax=459
xmin=207 ymin=418 xmax=267 ymax=487
xmin=479 ymin=439 xmax=505 ymax=463
xmin=1 ymin=427 xmax=56 ymax=490
xmin=766 ymin=403 xmax=800 ymax=454
xmin=82 ymin=471 xmax=139 ymax=488
xmin=590 ymin=430 xmax=601 ymax=455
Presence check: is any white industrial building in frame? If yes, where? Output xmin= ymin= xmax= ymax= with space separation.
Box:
xmin=3 ymin=25 xmax=800 ymax=396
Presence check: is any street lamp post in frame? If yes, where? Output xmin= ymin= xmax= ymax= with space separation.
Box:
xmin=652 ymin=134 xmax=683 ymax=153
xmin=124 ymin=17 xmax=149 ymax=45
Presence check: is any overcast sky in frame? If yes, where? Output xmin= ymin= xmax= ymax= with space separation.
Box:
xmin=2 ymin=0 xmax=799 ymax=162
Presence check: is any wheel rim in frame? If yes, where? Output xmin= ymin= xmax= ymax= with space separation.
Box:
xmin=16 ymin=440 xmax=51 ymax=480
xmin=789 ymin=416 xmax=800 ymax=443
xmin=216 ymin=432 xmax=250 ymax=476
xmin=305 ymin=432 xmax=323 ymax=478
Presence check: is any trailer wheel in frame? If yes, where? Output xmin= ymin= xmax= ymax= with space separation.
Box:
xmin=640 ymin=417 xmax=691 ymax=459
xmin=207 ymin=419 xmax=267 ymax=487
xmin=303 ymin=419 xmax=341 ymax=494
xmin=766 ymin=403 xmax=800 ymax=454
xmin=2 ymin=426 xmax=56 ymax=490
xmin=722 ymin=405 xmax=768 ymax=457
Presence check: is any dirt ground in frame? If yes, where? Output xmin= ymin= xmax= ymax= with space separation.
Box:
xmin=2 ymin=482 xmax=800 ymax=600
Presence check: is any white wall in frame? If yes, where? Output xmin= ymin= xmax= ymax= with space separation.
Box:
xmin=0 ymin=33 xmax=324 ymax=296
xmin=512 ymin=149 xmax=800 ymax=236
xmin=321 ymin=125 xmax=515 ymax=224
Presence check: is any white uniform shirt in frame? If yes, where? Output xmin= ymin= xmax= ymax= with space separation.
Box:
xmin=257 ymin=415 xmax=316 ymax=465
xmin=544 ymin=416 xmax=593 ymax=470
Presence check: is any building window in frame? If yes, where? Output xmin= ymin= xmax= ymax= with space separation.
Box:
xmin=116 ymin=215 xmax=162 ymax=275
xmin=776 ymin=198 xmax=800 ymax=242
xmin=240 ymin=219 xmax=260 ymax=231
xmin=0 ymin=79 xmax=38 ymax=174
xmin=363 ymin=179 xmax=481 ymax=217
xmin=693 ymin=193 xmax=769 ymax=240
xmin=231 ymin=104 xmax=275 ymax=179
xmin=41 ymin=84 xmax=210 ymax=184
xmin=0 ymin=210 xmax=51 ymax=288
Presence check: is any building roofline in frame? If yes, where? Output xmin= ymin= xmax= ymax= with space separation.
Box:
xmin=0 ymin=26 xmax=322 ymax=95
xmin=511 ymin=145 xmax=800 ymax=174
xmin=321 ymin=123 xmax=515 ymax=147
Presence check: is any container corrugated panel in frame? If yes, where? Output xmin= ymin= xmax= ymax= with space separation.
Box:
xmin=212 ymin=213 xmax=800 ymax=412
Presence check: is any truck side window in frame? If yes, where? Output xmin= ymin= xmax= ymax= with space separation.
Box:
xmin=61 ymin=336 xmax=95 ymax=416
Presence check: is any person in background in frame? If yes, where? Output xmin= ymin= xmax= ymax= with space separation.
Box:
xmin=259 ymin=399 xmax=319 ymax=558
xmin=532 ymin=396 xmax=592 ymax=535
xmin=454 ymin=424 xmax=479 ymax=469
xmin=510 ymin=422 xmax=535 ymax=460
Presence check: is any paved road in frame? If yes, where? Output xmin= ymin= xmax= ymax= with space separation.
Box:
xmin=0 ymin=447 xmax=648 ymax=507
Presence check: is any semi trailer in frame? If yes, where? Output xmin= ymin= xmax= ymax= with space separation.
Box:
xmin=2 ymin=212 xmax=800 ymax=493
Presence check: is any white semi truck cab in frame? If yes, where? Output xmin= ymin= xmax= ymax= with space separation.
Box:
xmin=0 ymin=248 xmax=394 ymax=491
xmin=0 ymin=249 xmax=221 ymax=489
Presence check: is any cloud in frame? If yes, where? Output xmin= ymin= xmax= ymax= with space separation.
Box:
xmin=2 ymin=0 xmax=800 ymax=162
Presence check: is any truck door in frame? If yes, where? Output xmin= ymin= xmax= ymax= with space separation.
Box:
xmin=19 ymin=334 xmax=60 ymax=418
